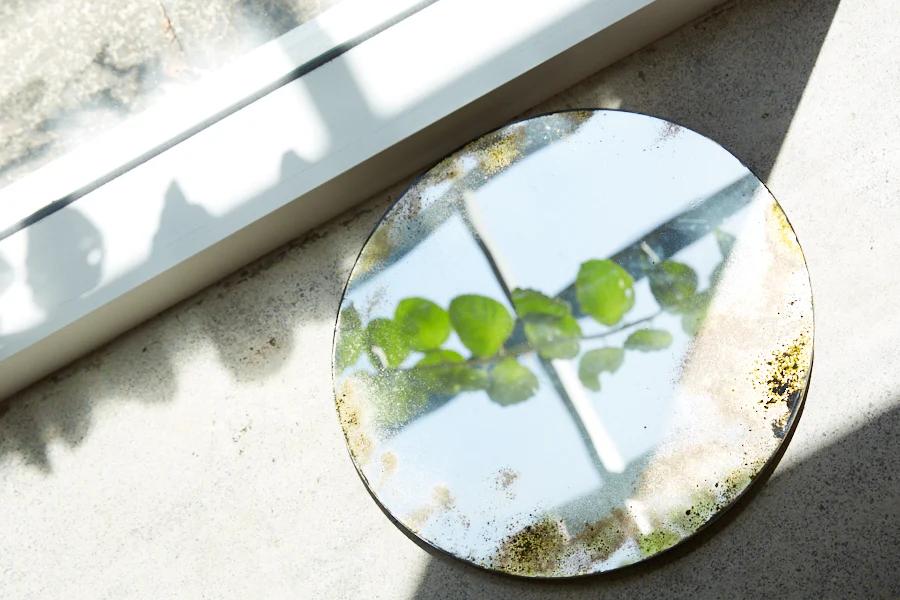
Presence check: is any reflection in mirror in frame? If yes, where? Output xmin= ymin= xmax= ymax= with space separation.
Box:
xmin=333 ymin=110 xmax=812 ymax=577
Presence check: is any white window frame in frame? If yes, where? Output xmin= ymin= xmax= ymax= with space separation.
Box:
xmin=0 ymin=0 xmax=724 ymax=399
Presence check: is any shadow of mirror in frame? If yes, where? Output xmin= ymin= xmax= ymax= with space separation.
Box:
xmin=403 ymin=0 xmax=849 ymax=590
xmin=409 ymin=403 xmax=900 ymax=598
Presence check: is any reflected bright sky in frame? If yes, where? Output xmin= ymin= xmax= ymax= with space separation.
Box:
xmin=341 ymin=112 xmax=760 ymax=560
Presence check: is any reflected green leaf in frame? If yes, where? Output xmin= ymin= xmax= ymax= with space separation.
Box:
xmin=681 ymin=311 xmax=703 ymax=337
xmin=368 ymin=371 xmax=428 ymax=429
xmin=511 ymin=288 xmax=571 ymax=318
xmin=447 ymin=366 xmax=490 ymax=393
xmin=624 ymin=328 xmax=673 ymax=351
xmin=523 ymin=315 xmax=582 ymax=359
xmin=366 ymin=318 xmax=410 ymax=369
xmin=336 ymin=305 xmax=365 ymax=371
xmin=512 ymin=288 xmax=581 ymax=359
xmin=715 ymin=228 xmax=736 ymax=257
xmin=413 ymin=349 xmax=488 ymax=396
xmin=710 ymin=262 xmax=726 ymax=285
xmin=679 ymin=290 xmax=711 ymax=336
xmin=449 ymin=295 xmax=514 ymax=358
xmin=576 ymin=259 xmax=635 ymax=326
xmin=394 ymin=297 xmax=451 ymax=351
xmin=649 ymin=261 xmax=698 ymax=311
xmin=416 ymin=349 xmax=465 ymax=366
xmin=578 ymin=347 xmax=625 ymax=391
xmin=488 ymin=357 xmax=539 ymax=406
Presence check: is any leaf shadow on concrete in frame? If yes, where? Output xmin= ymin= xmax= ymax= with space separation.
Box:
xmin=0 ymin=17 xmax=383 ymax=471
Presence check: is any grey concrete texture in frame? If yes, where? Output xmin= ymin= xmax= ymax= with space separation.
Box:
xmin=0 ymin=0 xmax=340 ymax=188
xmin=1 ymin=0 xmax=899 ymax=598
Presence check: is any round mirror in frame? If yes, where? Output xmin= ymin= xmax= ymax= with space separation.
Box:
xmin=332 ymin=110 xmax=812 ymax=577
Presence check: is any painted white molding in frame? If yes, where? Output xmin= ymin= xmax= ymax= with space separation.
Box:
xmin=0 ymin=0 xmax=433 ymax=236
xmin=0 ymin=0 xmax=724 ymax=399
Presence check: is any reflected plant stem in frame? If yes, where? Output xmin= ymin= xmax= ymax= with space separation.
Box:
xmin=409 ymin=309 xmax=664 ymax=372
xmin=458 ymin=195 xmax=613 ymax=479
xmin=580 ymin=310 xmax=663 ymax=341
xmin=555 ymin=174 xmax=756 ymax=312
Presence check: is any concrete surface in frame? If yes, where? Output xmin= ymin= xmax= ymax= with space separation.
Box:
xmin=0 ymin=0 xmax=340 ymax=189
xmin=1 ymin=0 xmax=899 ymax=597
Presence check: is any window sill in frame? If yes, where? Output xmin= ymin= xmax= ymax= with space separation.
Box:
xmin=0 ymin=0 xmax=724 ymax=399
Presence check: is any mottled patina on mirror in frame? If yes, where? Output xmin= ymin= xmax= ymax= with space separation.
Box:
xmin=332 ymin=110 xmax=813 ymax=577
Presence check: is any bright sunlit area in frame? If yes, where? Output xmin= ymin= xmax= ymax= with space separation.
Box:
xmin=0 ymin=0 xmax=898 ymax=597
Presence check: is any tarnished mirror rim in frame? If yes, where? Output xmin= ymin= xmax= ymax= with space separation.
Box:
xmin=331 ymin=108 xmax=814 ymax=579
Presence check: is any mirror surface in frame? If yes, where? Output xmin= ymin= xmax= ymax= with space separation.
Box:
xmin=333 ymin=110 xmax=812 ymax=577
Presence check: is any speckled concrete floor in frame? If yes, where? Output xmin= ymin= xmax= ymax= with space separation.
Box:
xmin=1 ymin=0 xmax=898 ymax=598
